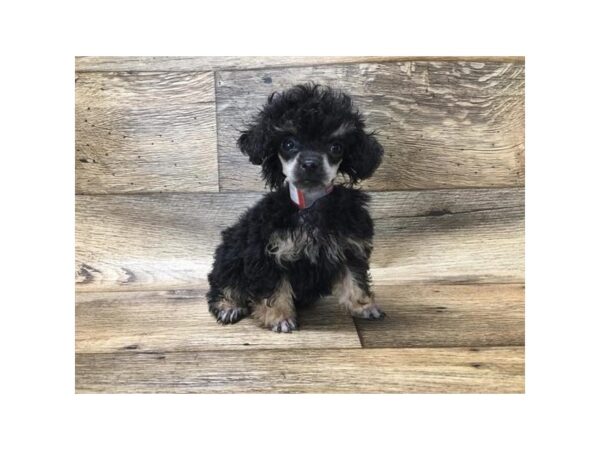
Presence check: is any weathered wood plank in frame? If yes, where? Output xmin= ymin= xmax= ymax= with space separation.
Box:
xmin=76 ymin=346 xmax=524 ymax=393
xmin=76 ymin=289 xmax=361 ymax=353
xmin=368 ymin=188 xmax=524 ymax=284
xmin=75 ymin=71 xmax=218 ymax=193
xmin=357 ymin=284 xmax=524 ymax=348
xmin=216 ymin=60 xmax=524 ymax=191
xmin=75 ymin=192 xmax=259 ymax=291
xmin=75 ymin=188 xmax=523 ymax=291
xmin=76 ymin=56 xmax=524 ymax=72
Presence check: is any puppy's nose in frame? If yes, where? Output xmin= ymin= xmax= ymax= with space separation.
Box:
xmin=300 ymin=158 xmax=319 ymax=171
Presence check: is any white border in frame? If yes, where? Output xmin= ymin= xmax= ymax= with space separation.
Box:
xmin=3 ymin=0 xmax=600 ymax=448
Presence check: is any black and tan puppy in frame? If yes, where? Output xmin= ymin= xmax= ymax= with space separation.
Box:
xmin=207 ymin=83 xmax=385 ymax=332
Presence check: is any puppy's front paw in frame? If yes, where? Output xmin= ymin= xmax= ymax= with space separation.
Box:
xmin=271 ymin=318 xmax=298 ymax=333
xmin=352 ymin=304 xmax=386 ymax=320
xmin=210 ymin=304 xmax=249 ymax=324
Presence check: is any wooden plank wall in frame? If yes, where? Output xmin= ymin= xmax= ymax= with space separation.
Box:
xmin=75 ymin=188 xmax=523 ymax=290
xmin=216 ymin=61 xmax=524 ymax=191
xmin=75 ymin=56 xmax=525 ymax=393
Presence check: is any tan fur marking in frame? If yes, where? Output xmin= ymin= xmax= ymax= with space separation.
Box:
xmin=214 ymin=287 xmax=242 ymax=309
xmin=333 ymin=267 xmax=375 ymax=315
xmin=267 ymin=231 xmax=367 ymax=266
xmin=345 ymin=237 xmax=372 ymax=259
xmin=223 ymin=287 xmax=240 ymax=301
xmin=266 ymin=230 xmax=305 ymax=265
xmin=252 ymin=278 xmax=296 ymax=328
xmin=266 ymin=229 xmax=321 ymax=265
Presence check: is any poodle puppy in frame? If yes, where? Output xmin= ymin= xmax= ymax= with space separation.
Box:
xmin=207 ymin=83 xmax=385 ymax=332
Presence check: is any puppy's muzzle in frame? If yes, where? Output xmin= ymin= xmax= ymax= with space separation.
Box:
xmin=299 ymin=154 xmax=320 ymax=172
xmin=295 ymin=151 xmax=326 ymax=186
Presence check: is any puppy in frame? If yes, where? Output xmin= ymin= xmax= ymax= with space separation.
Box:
xmin=207 ymin=83 xmax=385 ymax=332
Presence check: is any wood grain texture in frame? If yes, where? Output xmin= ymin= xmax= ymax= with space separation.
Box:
xmin=368 ymin=188 xmax=524 ymax=284
xmin=75 ymin=56 xmax=524 ymax=72
xmin=76 ymin=346 xmax=524 ymax=393
xmin=75 ymin=192 xmax=260 ymax=291
xmin=357 ymin=284 xmax=524 ymax=348
xmin=76 ymin=289 xmax=361 ymax=353
xmin=75 ymin=188 xmax=523 ymax=291
xmin=75 ymin=71 xmax=218 ymax=193
xmin=216 ymin=60 xmax=524 ymax=191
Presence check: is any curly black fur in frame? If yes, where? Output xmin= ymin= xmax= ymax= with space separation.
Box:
xmin=238 ymin=83 xmax=383 ymax=189
xmin=208 ymin=83 xmax=385 ymax=331
xmin=208 ymin=186 xmax=373 ymax=303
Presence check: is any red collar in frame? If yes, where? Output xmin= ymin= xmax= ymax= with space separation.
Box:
xmin=289 ymin=183 xmax=334 ymax=209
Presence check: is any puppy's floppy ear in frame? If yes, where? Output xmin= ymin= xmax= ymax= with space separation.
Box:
xmin=237 ymin=113 xmax=286 ymax=190
xmin=340 ymin=131 xmax=384 ymax=183
xmin=238 ymin=123 xmax=266 ymax=165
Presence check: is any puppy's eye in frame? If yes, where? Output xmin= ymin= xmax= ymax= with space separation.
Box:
xmin=329 ymin=143 xmax=343 ymax=156
xmin=281 ymin=139 xmax=296 ymax=151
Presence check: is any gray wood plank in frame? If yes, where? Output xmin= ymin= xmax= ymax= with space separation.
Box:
xmin=76 ymin=289 xmax=361 ymax=353
xmin=368 ymin=188 xmax=524 ymax=284
xmin=216 ymin=60 xmax=524 ymax=191
xmin=75 ymin=56 xmax=523 ymax=72
xmin=76 ymin=346 xmax=525 ymax=393
xmin=356 ymin=284 xmax=524 ymax=348
xmin=75 ymin=188 xmax=523 ymax=291
xmin=75 ymin=192 xmax=260 ymax=291
xmin=75 ymin=71 xmax=218 ymax=193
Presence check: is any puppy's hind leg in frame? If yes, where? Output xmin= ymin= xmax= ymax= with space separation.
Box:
xmin=252 ymin=277 xmax=298 ymax=333
xmin=208 ymin=286 xmax=250 ymax=325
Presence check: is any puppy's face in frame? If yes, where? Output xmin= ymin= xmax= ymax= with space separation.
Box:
xmin=238 ymin=84 xmax=383 ymax=190
xmin=277 ymin=133 xmax=344 ymax=189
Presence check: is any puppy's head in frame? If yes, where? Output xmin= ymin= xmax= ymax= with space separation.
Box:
xmin=238 ymin=83 xmax=383 ymax=190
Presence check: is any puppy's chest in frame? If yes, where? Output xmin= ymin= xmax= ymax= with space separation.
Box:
xmin=266 ymin=223 xmax=369 ymax=266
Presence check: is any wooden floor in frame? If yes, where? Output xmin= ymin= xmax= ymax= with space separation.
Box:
xmin=75 ymin=56 xmax=525 ymax=393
